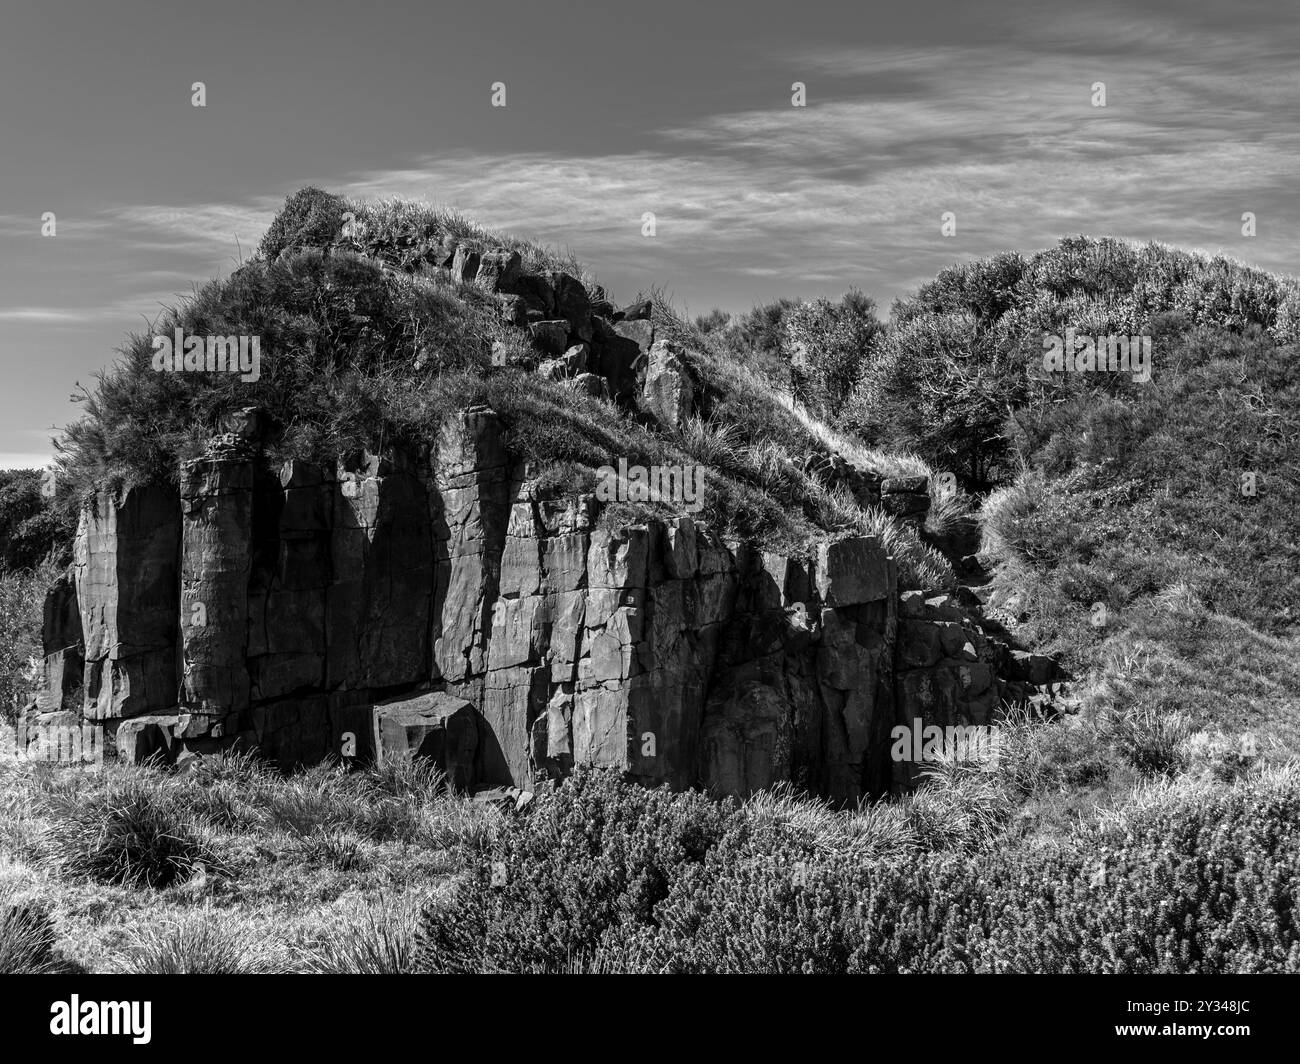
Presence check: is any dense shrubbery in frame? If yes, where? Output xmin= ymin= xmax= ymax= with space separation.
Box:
xmin=413 ymin=765 xmax=1300 ymax=973
xmin=415 ymin=768 xmax=730 ymax=973
xmin=0 ymin=559 xmax=59 ymax=721
xmin=258 ymin=187 xmax=349 ymax=261
xmin=784 ymin=290 xmax=884 ymax=417
xmin=4 ymin=745 xmax=1294 ymax=973
xmin=0 ymin=470 xmax=76 ymax=571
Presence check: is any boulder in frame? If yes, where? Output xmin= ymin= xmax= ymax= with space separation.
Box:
xmin=882 ymin=476 xmax=929 ymax=495
xmin=815 ymin=537 xmax=892 ymax=606
xmin=115 ymin=715 xmax=180 ymax=765
xmin=571 ymin=372 xmax=610 ymax=399
xmin=496 ymin=293 xmax=528 ymax=327
xmin=640 ymin=340 xmax=694 ymax=429
xmin=475 ymin=249 xmax=522 ymax=292
xmin=529 ymin=320 xmax=571 ymax=357
xmin=546 ymin=272 xmax=592 ymax=340
xmin=560 ymin=343 xmax=589 ymax=375
xmin=450 ymin=245 xmax=481 ymax=283
xmin=617 ymin=299 xmax=652 ymax=322
xmin=372 ymin=692 xmax=478 ymax=791
xmin=514 ymin=273 xmax=556 ymax=317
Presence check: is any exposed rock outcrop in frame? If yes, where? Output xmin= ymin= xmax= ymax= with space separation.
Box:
xmin=38 ymin=402 xmax=1060 ymax=804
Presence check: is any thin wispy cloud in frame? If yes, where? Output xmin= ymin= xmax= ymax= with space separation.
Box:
xmin=109 ymin=202 xmax=277 ymax=257
xmin=0 ymin=307 xmax=93 ymax=323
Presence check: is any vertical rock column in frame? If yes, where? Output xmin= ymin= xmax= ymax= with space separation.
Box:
xmin=571 ymin=525 xmax=650 ymax=776
xmin=38 ymin=570 xmax=83 ymax=716
xmin=179 ymin=448 xmax=254 ymax=738
xmin=529 ymin=494 xmax=596 ymax=781
xmin=812 ymin=537 xmax=897 ymax=803
xmin=482 ymin=489 xmax=591 ymax=787
xmin=75 ymin=484 xmax=180 ymax=721
xmin=328 ymin=449 xmax=432 ymax=691
xmin=431 ymin=408 xmax=513 ymax=783
xmin=248 ymin=459 xmax=331 ymax=701
xmin=626 ymin=517 xmax=716 ymax=789
xmin=244 ymin=459 xmax=336 ymax=765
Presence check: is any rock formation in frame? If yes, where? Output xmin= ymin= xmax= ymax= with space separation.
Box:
xmin=32 ymin=243 xmax=1066 ymax=803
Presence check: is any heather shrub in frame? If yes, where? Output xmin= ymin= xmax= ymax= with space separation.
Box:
xmin=616 ymin=767 xmax=1300 ymax=973
xmin=414 ymin=768 xmax=731 ymax=973
xmin=979 ymin=768 xmax=1300 ymax=973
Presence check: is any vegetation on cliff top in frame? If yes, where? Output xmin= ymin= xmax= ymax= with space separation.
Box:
xmin=52 ymin=186 xmax=953 ymax=579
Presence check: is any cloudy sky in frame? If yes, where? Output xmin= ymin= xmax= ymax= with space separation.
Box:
xmin=1 ymin=0 xmax=1297 ymax=467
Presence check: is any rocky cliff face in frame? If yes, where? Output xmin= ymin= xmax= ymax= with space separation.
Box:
xmin=36 ymin=404 xmax=1061 ymax=803
xmin=34 ymin=242 xmax=1064 ymax=803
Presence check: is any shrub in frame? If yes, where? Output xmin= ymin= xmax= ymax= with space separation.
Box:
xmin=847 ymin=310 xmax=1029 ymax=486
xmin=0 ymin=470 xmax=77 ymax=571
xmin=414 ymin=768 xmax=731 ymax=973
xmin=617 ymin=767 xmax=1300 ymax=973
xmin=258 ymin=187 xmax=347 ymax=260
xmin=783 ymin=291 xmax=884 ymax=417
xmin=0 ymin=561 xmax=56 ymax=722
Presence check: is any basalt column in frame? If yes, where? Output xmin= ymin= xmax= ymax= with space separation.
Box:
xmin=179 ymin=446 xmax=254 ymax=738
xmin=75 ymin=483 xmax=180 ymax=721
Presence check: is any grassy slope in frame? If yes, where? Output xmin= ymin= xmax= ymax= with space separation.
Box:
xmin=962 ymin=247 xmax=1300 ymax=761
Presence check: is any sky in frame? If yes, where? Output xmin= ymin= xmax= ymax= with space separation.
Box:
xmin=1 ymin=0 xmax=1298 ymax=468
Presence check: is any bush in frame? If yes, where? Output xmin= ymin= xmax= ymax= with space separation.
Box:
xmin=0 ymin=470 xmax=77 ymax=571
xmin=615 ymin=767 xmax=1300 ymax=973
xmin=783 ymin=291 xmax=883 ymax=417
xmin=0 ymin=561 xmax=56 ymax=722
xmin=414 ymin=768 xmax=731 ymax=973
xmin=847 ymin=310 xmax=1029 ymax=486
xmin=258 ymin=187 xmax=347 ymax=260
